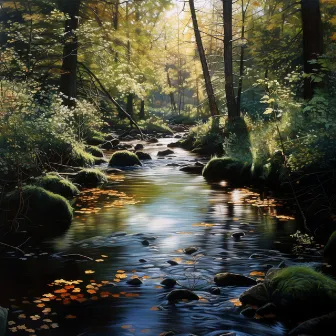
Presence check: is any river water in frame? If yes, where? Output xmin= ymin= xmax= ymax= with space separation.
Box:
xmin=0 ymin=136 xmax=322 ymax=336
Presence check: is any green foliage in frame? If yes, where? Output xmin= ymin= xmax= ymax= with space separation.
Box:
xmin=3 ymin=185 xmax=73 ymax=233
xmin=109 ymin=151 xmax=142 ymax=167
xmin=268 ymin=266 xmax=336 ymax=318
xmin=138 ymin=117 xmax=173 ymax=135
xmin=34 ymin=174 xmax=79 ymax=199
xmin=73 ymin=168 xmax=108 ymax=187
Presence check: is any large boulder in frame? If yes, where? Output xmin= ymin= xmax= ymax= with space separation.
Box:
xmin=34 ymin=174 xmax=79 ymax=199
xmin=157 ymin=149 xmax=174 ymax=156
xmin=85 ymin=145 xmax=104 ymax=158
xmin=239 ymin=283 xmax=270 ymax=306
xmin=3 ymin=186 xmax=73 ymax=233
xmin=267 ymin=266 xmax=336 ymax=319
xmin=109 ymin=150 xmax=142 ymax=167
xmin=289 ymin=311 xmax=336 ymax=336
xmin=214 ymin=273 xmax=257 ymax=287
xmin=202 ymin=157 xmax=251 ymax=184
xmin=73 ymin=168 xmax=108 ymax=187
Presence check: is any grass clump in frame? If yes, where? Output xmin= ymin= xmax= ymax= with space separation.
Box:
xmin=34 ymin=174 xmax=79 ymax=199
xmin=267 ymin=266 xmax=336 ymax=318
xmin=3 ymin=186 xmax=73 ymax=234
xmin=73 ymin=168 xmax=108 ymax=187
xmin=85 ymin=145 xmax=104 ymax=158
xmin=109 ymin=150 xmax=142 ymax=167
xmin=202 ymin=156 xmax=251 ymax=184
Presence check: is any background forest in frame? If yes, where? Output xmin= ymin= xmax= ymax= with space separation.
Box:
xmin=0 ymin=0 xmax=336 ymax=234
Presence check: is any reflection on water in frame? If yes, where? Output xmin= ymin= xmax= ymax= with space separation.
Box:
xmin=0 ymin=137 xmax=317 ymax=336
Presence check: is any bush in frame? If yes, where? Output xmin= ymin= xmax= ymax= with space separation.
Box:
xmin=34 ymin=174 xmax=79 ymax=198
xmin=85 ymin=145 xmax=104 ymax=158
xmin=73 ymin=168 xmax=108 ymax=187
xmin=2 ymin=186 xmax=73 ymax=234
xmin=267 ymin=266 xmax=336 ymax=319
xmin=109 ymin=150 xmax=142 ymax=167
xmin=202 ymin=157 xmax=251 ymax=184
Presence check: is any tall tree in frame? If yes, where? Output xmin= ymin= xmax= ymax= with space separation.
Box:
xmin=58 ymin=0 xmax=81 ymax=107
xmin=223 ymin=0 xmax=239 ymax=119
xmin=301 ymin=0 xmax=323 ymax=99
xmin=188 ymin=0 xmax=219 ymax=117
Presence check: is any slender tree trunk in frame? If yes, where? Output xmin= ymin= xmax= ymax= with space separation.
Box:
xmin=59 ymin=0 xmax=81 ymax=108
xmin=126 ymin=93 xmax=134 ymax=117
xmin=301 ymin=0 xmax=323 ymax=99
xmin=237 ymin=0 xmax=249 ymax=113
xmin=113 ymin=0 xmax=119 ymax=63
xmin=189 ymin=0 xmax=219 ymax=117
xmin=167 ymin=70 xmax=177 ymax=113
xmin=223 ymin=0 xmax=239 ymax=119
xmin=139 ymin=100 xmax=145 ymax=119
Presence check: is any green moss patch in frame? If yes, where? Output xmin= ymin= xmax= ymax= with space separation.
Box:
xmin=73 ymin=168 xmax=108 ymax=187
xmin=267 ymin=266 xmax=336 ymax=319
xmin=202 ymin=157 xmax=251 ymax=184
xmin=109 ymin=150 xmax=142 ymax=167
xmin=34 ymin=174 xmax=79 ymax=198
xmin=4 ymin=186 xmax=73 ymax=234
xmin=85 ymin=145 xmax=104 ymax=158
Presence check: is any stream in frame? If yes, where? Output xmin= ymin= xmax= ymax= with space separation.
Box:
xmin=0 ymin=136 xmax=323 ymax=336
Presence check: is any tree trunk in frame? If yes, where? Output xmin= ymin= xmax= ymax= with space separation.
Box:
xmin=167 ymin=70 xmax=177 ymax=113
xmin=223 ymin=0 xmax=239 ymax=119
xmin=139 ymin=100 xmax=145 ymax=119
xmin=126 ymin=93 xmax=134 ymax=117
xmin=188 ymin=0 xmax=219 ymax=117
xmin=301 ymin=0 xmax=323 ymax=99
xmin=59 ymin=0 xmax=81 ymax=108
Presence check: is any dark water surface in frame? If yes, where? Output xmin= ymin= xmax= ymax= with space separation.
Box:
xmin=0 ymin=137 xmax=322 ymax=336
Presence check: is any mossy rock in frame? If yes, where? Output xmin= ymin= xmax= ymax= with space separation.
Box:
xmin=3 ymin=186 xmax=73 ymax=234
xmin=68 ymin=145 xmax=95 ymax=167
xmin=324 ymin=231 xmax=336 ymax=266
xmin=267 ymin=266 xmax=336 ymax=319
xmin=34 ymin=174 xmax=79 ymax=198
xmin=85 ymin=145 xmax=104 ymax=158
xmin=202 ymin=157 xmax=251 ymax=184
xmin=136 ymin=151 xmax=152 ymax=160
xmin=86 ymin=130 xmax=105 ymax=146
xmin=109 ymin=150 xmax=142 ymax=167
xmin=73 ymin=168 xmax=108 ymax=187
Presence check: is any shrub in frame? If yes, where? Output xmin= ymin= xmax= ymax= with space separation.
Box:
xmin=109 ymin=151 xmax=142 ymax=167
xmin=34 ymin=174 xmax=79 ymax=198
xmin=73 ymin=168 xmax=108 ymax=187
xmin=85 ymin=145 xmax=104 ymax=158
xmin=2 ymin=186 xmax=73 ymax=234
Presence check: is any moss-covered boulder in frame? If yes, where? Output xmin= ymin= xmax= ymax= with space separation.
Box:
xmin=3 ymin=186 xmax=73 ymax=233
xmin=34 ymin=174 xmax=79 ymax=198
xmin=73 ymin=168 xmax=108 ymax=187
xmin=202 ymin=157 xmax=251 ymax=184
xmin=324 ymin=231 xmax=336 ymax=266
xmin=86 ymin=130 xmax=106 ymax=146
xmin=85 ymin=145 xmax=104 ymax=158
xmin=267 ymin=266 xmax=336 ymax=319
xmin=136 ymin=151 xmax=152 ymax=161
xmin=69 ymin=145 xmax=95 ymax=167
xmin=109 ymin=150 xmax=142 ymax=167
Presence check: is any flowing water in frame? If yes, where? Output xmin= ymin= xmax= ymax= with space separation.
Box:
xmin=0 ymin=136 xmax=323 ymax=336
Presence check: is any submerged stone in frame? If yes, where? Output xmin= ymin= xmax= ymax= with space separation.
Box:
xmin=127 ymin=278 xmax=143 ymax=286
xmin=167 ymin=289 xmax=199 ymax=303
xmin=161 ymin=278 xmax=177 ymax=288
xmin=214 ymin=273 xmax=257 ymax=287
